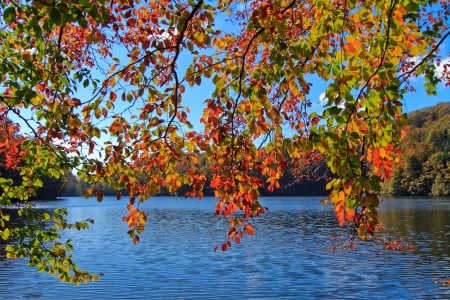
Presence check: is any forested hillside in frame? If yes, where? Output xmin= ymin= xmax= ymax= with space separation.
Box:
xmin=384 ymin=102 xmax=449 ymax=196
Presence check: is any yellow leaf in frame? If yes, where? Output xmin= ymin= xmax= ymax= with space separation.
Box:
xmin=390 ymin=46 xmax=403 ymax=57
xmin=289 ymin=79 xmax=301 ymax=97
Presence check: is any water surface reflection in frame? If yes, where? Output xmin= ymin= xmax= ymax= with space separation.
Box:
xmin=0 ymin=196 xmax=448 ymax=299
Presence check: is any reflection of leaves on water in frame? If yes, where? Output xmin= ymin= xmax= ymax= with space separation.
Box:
xmin=378 ymin=202 xmax=450 ymax=258
xmin=373 ymin=236 xmax=418 ymax=252
xmin=433 ymin=278 xmax=450 ymax=286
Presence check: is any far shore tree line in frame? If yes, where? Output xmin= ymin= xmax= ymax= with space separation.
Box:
xmin=62 ymin=161 xmax=330 ymax=198
xmin=2 ymin=102 xmax=448 ymax=201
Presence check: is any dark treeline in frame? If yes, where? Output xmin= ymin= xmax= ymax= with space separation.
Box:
xmin=63 ymin=161 xmax=329 ymax=198
xmin=0 ymin=166 xmax=67 ymax=202
xmin=1 ymin=155 xmax=328 ymax=202
xmin=384 ymin=102 xmax=449 ymax=196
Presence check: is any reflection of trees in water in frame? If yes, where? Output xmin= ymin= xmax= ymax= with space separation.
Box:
xmin=379 ymin=206 xmax=449 ymax=258
xmin=144 ymin=207 xmax=355 ymax=253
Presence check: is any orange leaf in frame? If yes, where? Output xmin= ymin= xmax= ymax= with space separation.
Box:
xmin=227 ymin=227 xmax=236 ymax=238
xmin=244 ymin=223 xmax=255 ymax=236
xmin=345 ymin=206 xmax=355 ymax=223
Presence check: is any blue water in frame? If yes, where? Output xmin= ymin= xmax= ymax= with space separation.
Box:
xmin=1 ymin=196 xmax=449 ymax=299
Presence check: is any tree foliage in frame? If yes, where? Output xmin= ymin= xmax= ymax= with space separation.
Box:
xmin=0 ymin=119 xmax=67 ymax=201
xmin=62 ymin=152 xmax=329 ymax=197
xmin=0 ymin=0 xmax=449 ymax=283
xmin=384 ymin=102 xmax=450 ymax=196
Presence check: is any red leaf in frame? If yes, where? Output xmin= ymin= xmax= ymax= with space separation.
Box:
xmin=93 ymin=189 xmax=104 ymax=202
xmin=110 ymin=91 xmax=117 ymax=101
xmin=221 ymin=242 xmax=227 ymax=252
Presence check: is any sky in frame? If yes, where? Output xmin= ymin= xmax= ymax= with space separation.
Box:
xmin=313 ymin=74 xmax=450 ymax=113
xmin=402 ymin=81 xmax=449 ymax=113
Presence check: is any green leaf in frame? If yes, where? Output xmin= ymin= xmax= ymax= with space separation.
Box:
xmin=3 ymin=7 xmax=16 ymax=24
xmin=0 ymin=228 xmax=10 ymax=240
xmin=49 ymin=8 xmax=62 ymax=25
xmin=43 ymin=18 xmax=53 ymax=32
xmin=78 ymin=16 xmax=88 ymax=28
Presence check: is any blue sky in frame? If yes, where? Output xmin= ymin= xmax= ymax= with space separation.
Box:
xmin=403 ymin=83 xmax=449 ymax=112
xmin=310 ymin=75 xmax=449 ymax=113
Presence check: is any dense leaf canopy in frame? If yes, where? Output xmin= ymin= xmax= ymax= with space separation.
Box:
xmin=0 ymin=0 xmax=449 ymax=283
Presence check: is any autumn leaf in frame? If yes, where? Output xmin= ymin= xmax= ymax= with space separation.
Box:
xmin=244 ymin=223 xmax=255 ymax=236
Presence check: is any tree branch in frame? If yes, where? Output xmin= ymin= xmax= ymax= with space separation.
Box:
xmin=398 ymin=30 xmax=450 ymax=84
xmin=164 ymin=0 xmax=204 ymax=143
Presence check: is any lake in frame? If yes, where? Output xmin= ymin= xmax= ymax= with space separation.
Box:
xmin=0 ymin=196 xmax=449 ymax=299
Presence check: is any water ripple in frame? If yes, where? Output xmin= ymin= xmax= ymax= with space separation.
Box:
xmin=1 ymin=196 xmax=449 ymax=299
